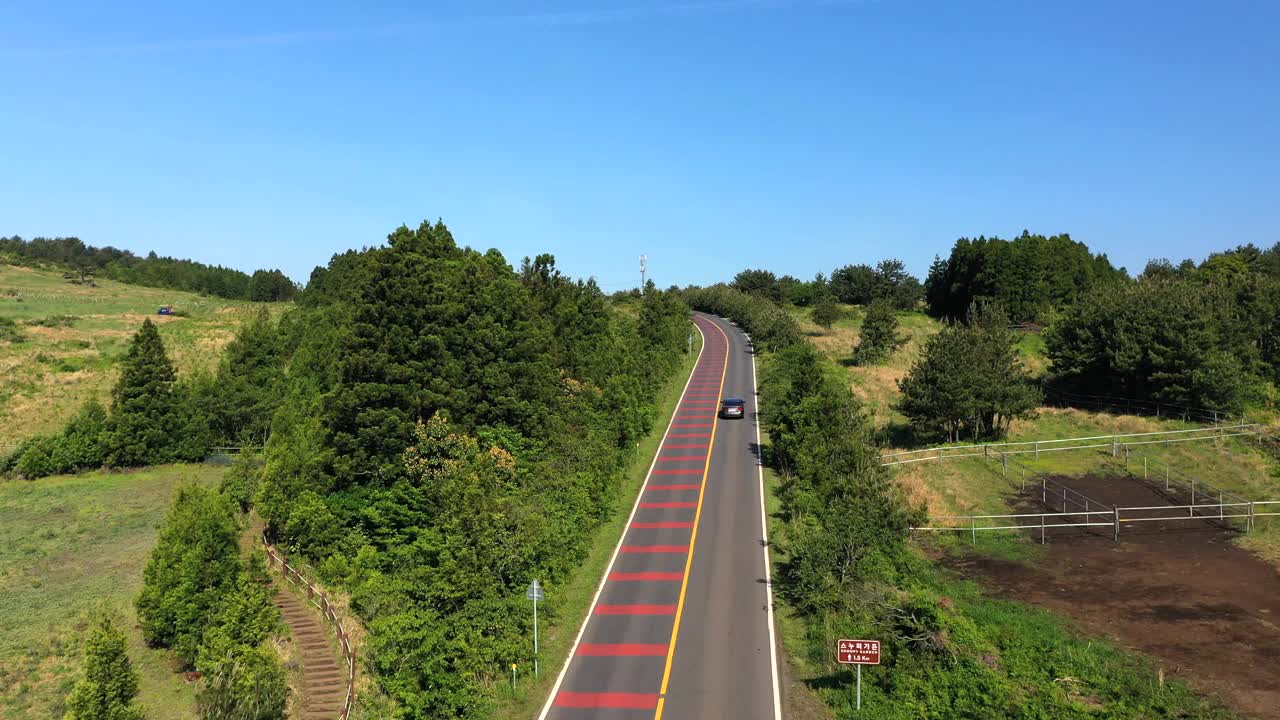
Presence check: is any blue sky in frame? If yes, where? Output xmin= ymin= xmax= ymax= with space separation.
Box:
xmin=2 ymin=1 xmax=1277 ymax=290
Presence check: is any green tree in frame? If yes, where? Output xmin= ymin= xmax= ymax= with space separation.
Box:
xmin=105 ymin=320 xmax=184 ymax=467
xmin=830 ymin=264 xmax=877 ymax=305
xmin=136 ymin=485 xmax=242 ymax=666
xmin=206 ymin=308 xmax=286 ymax=446
xmin=1046 ymin=277 xmax=1269 ymax=412
xmin=64 ymin=615 xmax=145 ymax=720
xmin=731 ymin=268 xmax=784 ymax=301
xmin=811 ymin=300 xmax=840 ymax=330
xmin=320 ymin=221 xmax=559 ymax=487
xmin=852 ymin=300 xmax=901 ymax=365
xmin=925 ymin=231 xmax=1125 ymax=321
xmin=898 ymin=304 xmax=1041 ymax=441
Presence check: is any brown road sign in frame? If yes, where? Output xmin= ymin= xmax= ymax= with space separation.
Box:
xmin=838 ymin=639 xmax=881 ymax=665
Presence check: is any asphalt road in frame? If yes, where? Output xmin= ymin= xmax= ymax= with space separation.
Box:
xmin=541 ymin=313 xmax=780 ymax=720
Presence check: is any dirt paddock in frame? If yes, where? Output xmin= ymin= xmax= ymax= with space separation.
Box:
xmin=945 ymin=473 xmax=1280 ymax=718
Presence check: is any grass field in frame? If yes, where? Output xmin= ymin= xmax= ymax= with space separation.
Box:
xmin=791 ymin=304 xmax=1052 ymax=427
xmin=0 ymin=464 xmax=224 ymax=719
xmin=0 ymin=262 xmax=288 ymax=446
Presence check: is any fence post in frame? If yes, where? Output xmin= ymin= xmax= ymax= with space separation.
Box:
xmin=1113 ymin=507 xmax=1120 ymax=542
xmin=1165 ymin=465 xmax=1170 ymax=491
xmin=1219 ymin=492 xmax=1223 ymax=520
xmin=1190 ymin=478 xmax=1196 ymax=517
xmin=1035 ymin=440 xmax=1040 ymax=460
xmin=1249 ymin=502 xmax=1255 ymax=532
xmin=1124 ymin=446 xmax=1130 ymax=466
xmin=1112 ymin=436 xmax=1117 ymax=456
xmin=1041 ymin=513 xmax=1046 ymax=544
xmin=1042 ymin=477 xmax=1046 ymax=506
xmin=971 ymin=517 xmax=976 ymax=545
xmin=1156 ymin=403 xmax=1161 ymax=418
xmin=1002 ymin=454 xmax=1008 ymax=478
xmin=1143 ymin=456 xmax=1148 ymax=479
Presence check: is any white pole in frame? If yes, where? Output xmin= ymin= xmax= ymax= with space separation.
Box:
xmin=533 ymin=595 xmax=539 ymax=677
xmin=857 ymin=664 xmax=862 ymax=709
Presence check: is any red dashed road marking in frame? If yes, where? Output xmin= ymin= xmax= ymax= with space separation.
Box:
xmin=631 ymin=521 xmax=694 ymax=529
xmin=554 ymin=692 xmax=660 ymax=709
xmin=595 ymin=604 xmax=677 ymax=615
xmin=577 ymin=643 xmax=669 ymax=656
xmin=639 ymin=501 xmax=697 ymax=508
xmin=610 ymin=571 xmax=684 ymax=581
xmin=621 ymin=545 xmax=689 ymax=553
xmin=647 ymin=483 xmax=701 ymax=490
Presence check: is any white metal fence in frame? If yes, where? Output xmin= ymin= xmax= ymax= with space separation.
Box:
xmin=881 ymin=423 xmax=1262 ymax=467
xmin=910 ymin=450 xmax=1280 ymax=544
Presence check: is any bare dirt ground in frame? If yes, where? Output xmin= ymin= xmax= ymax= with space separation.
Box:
xmin=945 ymin=473 xmax=1280 ymax=719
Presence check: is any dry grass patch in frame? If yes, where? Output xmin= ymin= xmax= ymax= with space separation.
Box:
xmin=0 ymin=263 xmax=288 ymax=445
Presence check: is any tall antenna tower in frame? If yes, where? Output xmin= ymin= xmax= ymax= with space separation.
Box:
xmin=640 ymin=254 xmax=647 ymax=289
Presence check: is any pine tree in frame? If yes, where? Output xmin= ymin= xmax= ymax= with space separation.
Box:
xmin=64 ymin=616 xmax=145 ymax=720
xmin=898 ymin=303 xmax=1040 ymax=441
xmin=852 ymin=300 xmax=901 ymax=365
xmin=106 ymin=319 xmax=181 ymax=467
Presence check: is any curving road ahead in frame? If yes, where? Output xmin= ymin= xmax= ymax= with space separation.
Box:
xmin=540 ymin=313 xmax=780 ymax=720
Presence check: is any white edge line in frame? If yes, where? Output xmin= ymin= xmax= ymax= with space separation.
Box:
xmin=536 ymin=318 xmax=709 ymax=720
xmin=751 ymin=334 xmax=783 ymax=720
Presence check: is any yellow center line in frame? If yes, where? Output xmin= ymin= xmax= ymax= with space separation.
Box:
xmin=655 ymin=317 xmax=731 ymax=719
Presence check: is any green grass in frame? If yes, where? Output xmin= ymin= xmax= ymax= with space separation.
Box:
xmin=486 ymin=328 xmax=704 ymax=719
xmin=0 ymin=263 xmax=288 ymax=446
xmin=0 ymin=464 xmax=224 ymax=719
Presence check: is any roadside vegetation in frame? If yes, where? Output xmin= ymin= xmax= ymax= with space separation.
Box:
xmin=688 ymin=273 xmax=1272 ymax=718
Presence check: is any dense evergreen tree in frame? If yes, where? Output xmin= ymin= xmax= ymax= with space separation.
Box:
xmin=105 ymin=320 xmax=187 ymax=466
xmin=829 ymin=259 xmax=921 ymax=309
xmin=829 ymin=263 xmax=877 ymax=305
xmin=136 ymin=485 xmax=242 ymax=666
xmin=64 ymin=616 xmax=145 ymax=720
xmin=852 ymin=299 xmax=901 ymax=365
xmin=204 ymin=309 xmax=286 ymax=446
xmin=319 ymin=221 xmax=560 ymax=488
xmin=247 ymin=269 xmax=298 ymax=302
xmin=1046 ymin=276 xmax=1272 ymax=412
xmin=924 ymin=231 xmax=1125 ymax=322
xmin=731 ymin=268 xmax=784 ymax=301
xmin=898 ymin=304 xmax=1041 ymax=441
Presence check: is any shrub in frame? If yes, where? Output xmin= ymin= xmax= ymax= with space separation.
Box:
xmin=811 ymin=300 xmax=840 ymax=330
xmin=196 ymin=644 xmax=288 ymax=720
xmin=63 ymin=615 xmax=145 ymax=720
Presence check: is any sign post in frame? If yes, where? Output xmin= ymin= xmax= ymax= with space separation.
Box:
xmin=837 ymin=639 xmax=881 ymax=710
xmin=527 ymin=580 xmax=545 ymax=676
